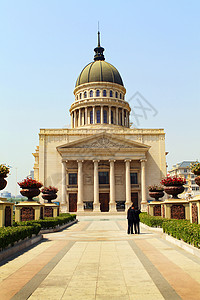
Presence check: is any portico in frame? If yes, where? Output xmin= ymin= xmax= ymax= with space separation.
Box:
xmin=57 ymin=132 xmax=149 ymax=212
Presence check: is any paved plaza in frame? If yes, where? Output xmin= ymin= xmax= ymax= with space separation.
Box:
xmin=1 ymin=215 xmax=200 ymax=299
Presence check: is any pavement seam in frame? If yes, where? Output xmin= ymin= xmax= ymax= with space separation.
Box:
xmin=128 ymin=240 xmax=181 ymax=300
xmin=11 ymin=241 xmax=75 ymax=300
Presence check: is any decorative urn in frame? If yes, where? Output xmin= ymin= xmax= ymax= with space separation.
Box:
xmin=161 ymin=176 xmax=186 ymax=199
xmin=18 ymin=178 xmax=43 ymax=201
xmin=41 ymin=186 xmax=58 ymax=203
xmin=148 ymin=185 xmax=164 ymax=201
xmin=0 ymin=164 xmax=10 ymax=191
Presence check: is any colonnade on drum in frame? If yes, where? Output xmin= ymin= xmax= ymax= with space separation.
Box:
xmin=61 ymin=159 xmax=147 ymax=212
xmin=71 ymin=105 xmax=130 ymax=128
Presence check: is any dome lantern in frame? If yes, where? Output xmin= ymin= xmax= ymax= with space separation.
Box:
xmin=94 ymin=31 xmax=105 ymax=61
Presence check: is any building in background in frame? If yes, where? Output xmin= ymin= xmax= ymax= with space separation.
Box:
xmin=33 ymin=33 xmax=167 ymax=213
xmin=0 ymin=191 xmax=11 ymax=198
xmin=168 ymin=161 xmax=199 ymax=198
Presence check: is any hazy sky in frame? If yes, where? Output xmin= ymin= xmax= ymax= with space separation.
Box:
xmin=1 ymin=0 xmax=200 ymax=195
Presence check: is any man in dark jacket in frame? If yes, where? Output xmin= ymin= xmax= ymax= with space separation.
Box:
xmin=127 ymin=204 xmax=136 ymax=234
xmin=134 ymin=207 xmax=141 ymax=234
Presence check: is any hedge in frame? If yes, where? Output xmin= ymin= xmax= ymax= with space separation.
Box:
xmin=140 ymin=212 xmax=167 ymax=228
xmin=0 ymin=224 xmax=41 ymax=250
xmin=163 ymin=219 xmax=200 ymax=249
xmin=14 ymin=213 xmax=76 ymax=229
xmin=140 ymin=213 xmax=200 ymax=249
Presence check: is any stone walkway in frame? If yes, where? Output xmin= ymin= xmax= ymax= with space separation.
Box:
xmin=1 ymin=215 xmax=200 ymax=299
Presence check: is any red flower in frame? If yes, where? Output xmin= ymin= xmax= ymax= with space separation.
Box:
xmin=160 ymin=175 xmax=186 ymax=186
xmin=18 ymin=178 xmax=43 ymax=189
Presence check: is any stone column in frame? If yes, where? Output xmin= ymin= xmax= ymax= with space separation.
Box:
xmin=140 ymin=159 xmax=147 ymax=212
xmin=122 ymin=108 xmax=124 ymax=126
xmin=125 ymin=160 xmax=131 ymax=210
xmin=101 ymin=106 xmax=103 ymax=124
xmin=93 ymin=106 xmax=95 ymax=124
xmin=61 ymin=161 xmax=67 ymax=212
xmin=78 ymin=109 xmax=81 ymax=127
xmin=108 ymin=106 xmax=111 ymax=124
xmin=85 ymin=107 xmax=88 ymax=125
xmin=71 ymin=113 xmax=74 ymax=129
xmin=93 ymin=160 xmax=100 ymax=211
xmin=116 ymin=107 xmax=119 ymax=125
xmin=109 ymin=160 xmax=116 ymax=211
xmin=128 ymin=111 xmax=130 ymax=128
xmin=74 ymin=110 xmax=77 ymax=128
xmin=77 ymin=160 xmax=84 ymax=211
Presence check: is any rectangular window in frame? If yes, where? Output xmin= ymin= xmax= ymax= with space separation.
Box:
xmin=130 ymin=173 xmax=138 ymax=184
xmin=69 ymin=173 xmax=77 ymax=185
xmin=99 ymin=172 xmax=109 ymax=184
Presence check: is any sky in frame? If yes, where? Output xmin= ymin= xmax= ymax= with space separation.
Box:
xmin=0 ymin=0 xmax=200 ymax=195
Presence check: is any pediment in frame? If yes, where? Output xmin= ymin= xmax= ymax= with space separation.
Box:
xmin=57 ymin=132 xmax=150 ymax=151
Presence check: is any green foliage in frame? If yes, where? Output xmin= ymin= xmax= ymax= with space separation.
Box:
xmin=13 ymin=213 xmax=76 ymax=229
xmin=162 ymin=219 xmax=200 ymax=248
xmin=141 ymin=213 xmax=200 ymax=249
xmin=0 ymin=224 xmax=41 ymax=250
xmin=140 ymin=212 xmax=166 ymax=227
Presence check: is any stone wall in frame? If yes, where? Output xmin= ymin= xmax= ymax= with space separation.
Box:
xmin=171 ymin=204 xmax=185 ymax=220
xmin=153 ymin=205 xmax=161 ymax=216
xmin=192 ymin=203 xmax=198 ymax=224
xmin=20 ymin=207 xmax=35 ymax=221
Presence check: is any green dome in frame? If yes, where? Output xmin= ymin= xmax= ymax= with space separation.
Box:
xmin=75 ymin=60 xmax=124 ymax=87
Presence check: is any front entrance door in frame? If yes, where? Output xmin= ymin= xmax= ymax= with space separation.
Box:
xmin=131 ymin=192 xmax=138 ymax=208
xmin=99 ymin=193 xmax=109 ymax=212
xmin=69 ymin=193 xmax=77 ymax=212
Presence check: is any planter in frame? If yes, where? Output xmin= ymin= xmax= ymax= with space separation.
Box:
xmin=195 ymin=176 xmax=200 ymax=187
xmin=0 ymin=176 xmax=7 ymax=190
xmin=20 ymin=188 xmax=40 ymax=201
xmin=42 ymin=192 xmax=57 ymax=203
xmin=193 ymin=170 xmax=200 ymax=176
xmin=164 ymin=185 xmax=184 ymax=199
xmin=149 ymin=191 xmax=164 ymax=201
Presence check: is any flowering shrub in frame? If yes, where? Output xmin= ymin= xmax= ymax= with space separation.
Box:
xmin=190 ymin=161 xmax=200 ymax=174
xmin=18 ymin=178 xmax=43 ymax=189
xmin=41 ymin=186 xmax=58 ymax=193
xmin=161 ymin=175 xmax=186 ymax=186
xmin=148 ymin=185 xmax=164 ymax=192
xmin=0 ymin=164 xmax=10 ymax=177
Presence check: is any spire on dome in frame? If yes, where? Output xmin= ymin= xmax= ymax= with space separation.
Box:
xmin=94 ymin=31 xmax=105 ymax=61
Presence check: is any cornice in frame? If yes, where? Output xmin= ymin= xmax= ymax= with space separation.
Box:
xmin=74 ymin=82 xmax=126 ymax=95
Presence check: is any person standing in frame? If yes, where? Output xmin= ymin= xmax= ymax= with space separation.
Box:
xmin=134 ymin=207 xmax=141 ymax=234
xmin=127 ymin=204 xmax=136 ymax=234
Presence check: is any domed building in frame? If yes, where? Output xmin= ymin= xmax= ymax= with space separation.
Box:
xmin=33 ymin=33 xmax=166 ymax=213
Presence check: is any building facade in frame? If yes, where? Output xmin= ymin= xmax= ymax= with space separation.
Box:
xmin=33 ymin=33 xmax=167 ymax=212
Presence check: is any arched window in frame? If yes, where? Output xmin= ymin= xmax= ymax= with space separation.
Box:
xmin=110 ymin=90 xmax=113 ymax=97
xmin=120 ymin=112 xmax=122 ymax=125
xmin=96 ymin=90 xmax=100 ymax=97
xmin=97 ymin=110 xmax=100 ymax=123
xmin=115 ymin=92 xmax=118 ymax=98
xmin=103 ymin=90 xmax=107 ymax=97
xmin=76 ymin=95 xmax=78 ymax=100
xmin=111 ymin=110 xmax=114 ymax=124
xmin=120 ymin=93 xmax=122 ymax=99
xmin=90 ymin=111 xmax=93 ymax=124
xmin=84 ymin=91 xmax=87 ymax=98
xmin=80 ymin=93 xmax=82 ymax=99
xmin=90 ymin=90 xmax=93 ymax=97
xmin=103 ymin=110 xmax=107 ymax=123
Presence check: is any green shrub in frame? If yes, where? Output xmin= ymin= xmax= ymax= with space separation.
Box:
xmin=0 ymin=224 xmax=41 ymax=250
xmin=141 ymin=213 xmax=200 ymax=249
xmin=140 ymin=212 xmax=167 ymax=227
xmin=13 ymin=214 xmax=76 ymax=229
xmin=162 ymin=219 xmax=200 ymax=248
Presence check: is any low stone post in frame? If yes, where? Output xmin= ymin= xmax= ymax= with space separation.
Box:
xmin=0 ymin=198 xmax=14 ymax=227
